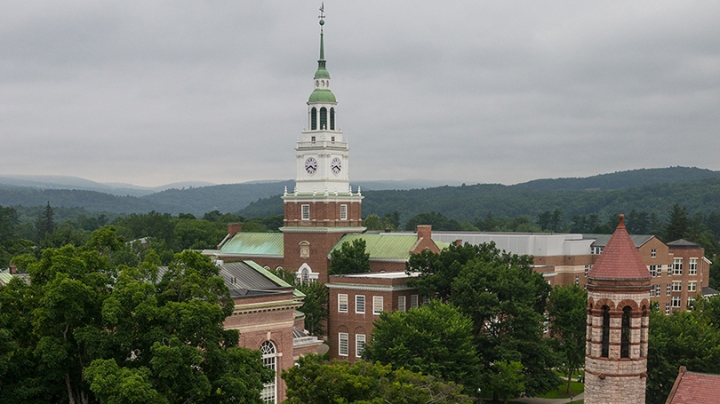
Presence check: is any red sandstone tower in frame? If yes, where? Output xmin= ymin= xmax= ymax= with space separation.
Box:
xmin=585 ymin=214 xmax=652 ymax=404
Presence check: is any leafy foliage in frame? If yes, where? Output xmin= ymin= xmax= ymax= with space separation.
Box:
xmin=282 ymin=354 xmax=471 ymax=404
xmin=546 ymin=284 xmax=587 ymax=393
xmin=363 ymin=300 xmax=481 ymax=393
xmin=0 ymin=229 xmax=271 ymax=403
xmin=646 ymin=298 xmax=720 ymax=404
xmin=328 ymin=239 xmax=370 ymax=275
xmin=406 ymin=243 xmax=559 ymax=398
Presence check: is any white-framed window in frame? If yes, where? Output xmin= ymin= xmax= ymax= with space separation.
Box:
xmin=338 ymin=294 xmax=348 ymax=313
xmin=373 ymin=296 xmax=383 ymax=315
xmin=656 ymin=264 xmax=663 ymax=277
xmin=340 ymin=204 xmax=347 ymax=220
xmin=690 ymin=258 xmax=698 ymax=275
xmin=655 ymin=284 xmax=661 ymax=296
xmin=672 ymin=296 xmax=681 ymax=308
xmin=301 ymin=204 xmax=310 ymax=220
xmin=543 ymin=313 xmax=549 ymax=334
xmin=666 ymin=284 xmax=671 ymax=296
xmin=575 ymin=275 xmax=580 ymax=285
xmin=584 ymin=265 xmax=590 ymax=276
xmin=339 ymin=333 xmax=349 ymax=356
xmin=688 ymin=297 xmax=696 ymax=307
xmin=672 ymin=281 xmax=682 ymax=292
xmin=673 ymin=258 xmax=683 ymax=275
xmin=689 ymin=281 xmax=697 ymax=292
xmin=410 ymin=294 xmax=419 ymax=309
xmin=398 ymin=296 xmax=406 ymax=312
xmin=665 ymin=303 xmax=671 ymax=315
xmin=650 ymin=265 xmax=656 ymax=277
xmin=651 ymin=248 xmax=657 ymax=258
xmin=355 ymin=295 xmax=365 ymax=314
xmin=423 ymin=296 xmax=430 ymax=304
xmin=260 ymin=341 xmax=277 ymax=404
xmin=650 ymin=287 xmax=655 ymax=297
xmin=355 ymin=334 xmax=366 ymax=358
xmin=667 ymin=264 xmax=673 ymax=276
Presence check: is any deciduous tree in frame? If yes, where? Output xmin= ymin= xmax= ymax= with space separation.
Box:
xmin=328 ymin=239 xmax=370 ymax=275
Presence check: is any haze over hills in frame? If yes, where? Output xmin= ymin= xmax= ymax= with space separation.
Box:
xmin=0 ymin=167 xmax=719 ymax=221
xmin=0 ymin=175 xmax=216 ymax=197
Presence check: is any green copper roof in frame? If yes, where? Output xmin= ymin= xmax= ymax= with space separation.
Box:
xmin=314 ymin=68 xmax=330 ymax=79
xmin=219 ymin=233 xmax=284 ymax=256
xmin=329 ymin=234 xmax=448 ymax=261
xmin=308 ymin=88 xmax=336 ymax=103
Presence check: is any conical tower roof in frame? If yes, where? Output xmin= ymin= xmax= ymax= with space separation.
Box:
xmin=587 ymin=214 xmax=652 ymax=280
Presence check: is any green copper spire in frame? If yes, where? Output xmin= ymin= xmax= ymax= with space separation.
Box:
xmin=314 ymin=3 xmax=330 ymax=79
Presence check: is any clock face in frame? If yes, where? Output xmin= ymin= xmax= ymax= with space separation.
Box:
xmin=305 ymin=157 xmax=318 ymax=175
xmin=331 ymin=157 xmax=342 ymax=175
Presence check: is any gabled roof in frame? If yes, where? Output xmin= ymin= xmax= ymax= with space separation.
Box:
xmin=329 ymin=233 xmax=449 ymax=261
xmin=218 ymin=233 xmax=284 ymax=257
xmin=588 ymin=215 xmax=652 ymax=280
xmin=218 ymin=261 xmax=304 ymax=299
xmin=666 ymin=366 xmax=720 ymax=404
xmin=584 ymin=233 xmax=655 ymax=248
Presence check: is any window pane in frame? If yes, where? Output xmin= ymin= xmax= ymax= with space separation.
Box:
xmin=355 ymin=295 xmax=365 ymax=313
xmin=373 ymin=296 xmax=383 ymax=315
xmin=339 ymin=294 xmax=348 ymax=313
xmin=339 ymin=333 xmax=348 ymax=356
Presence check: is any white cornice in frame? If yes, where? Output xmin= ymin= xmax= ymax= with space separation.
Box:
xmin=326 ymin=283 xmax=416 ymax=292
xmin=280 ymin=226 xmax=366 ymax=234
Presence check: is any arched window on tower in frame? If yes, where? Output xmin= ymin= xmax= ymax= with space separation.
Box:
xmin=621 ymin=306 xmax=632 ymax=358
xmin=260 ymin=340 xmax=277 ymax=403
xmin=330 ymin=108 xmax=335 ymax=130
xmin=601 ymin=305 xmax=610 ymax=358
xmin=311 ymin=107 xmax=317 ymax=130
xmin=320 ymin=107 xmax=327 ymax=130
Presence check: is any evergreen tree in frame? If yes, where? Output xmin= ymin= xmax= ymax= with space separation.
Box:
xmin=35 ymin=201 xmax=55 ymax=241
xmin=664 ymin=204 xmax=689 ymax=242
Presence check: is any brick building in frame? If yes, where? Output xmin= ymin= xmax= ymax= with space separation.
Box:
xmin=217 ymin=261 xmax=323 ymax=403
xmin=326 ymin=272 xmax=422 ymax=364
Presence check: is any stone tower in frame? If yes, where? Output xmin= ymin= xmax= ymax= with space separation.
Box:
xmin=281 ymin=4 xmax=364 ymax=283
xmin=585 ymin=214 xmax=652 ymax=404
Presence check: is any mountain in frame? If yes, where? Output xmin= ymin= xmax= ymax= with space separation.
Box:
xmin=239 ymin=168 xmax=720 ymax=223
xmin=514 ymin=166 xmax=720 ymax=191
xmin=0 ymin=175 xmax=215 ymax=197
xmin=1 ymin=167 xmax=719 ymax=222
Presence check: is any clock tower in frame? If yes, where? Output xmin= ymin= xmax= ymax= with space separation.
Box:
xmin=281 ymin=5 xmax=364 ymax=283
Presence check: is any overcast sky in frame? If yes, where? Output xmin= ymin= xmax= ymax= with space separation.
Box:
xmin=2 ymin=1 xmax=719 ymax=187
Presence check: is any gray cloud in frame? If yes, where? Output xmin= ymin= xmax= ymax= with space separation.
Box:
xmin=1 ymin=1 xmax=718 ymax=187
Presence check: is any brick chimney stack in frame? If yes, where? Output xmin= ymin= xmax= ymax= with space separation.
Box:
xmin=227 ymin=223 xmax=243 ymax=237
xmin=416 ymin=225 xmax=432 ymax=241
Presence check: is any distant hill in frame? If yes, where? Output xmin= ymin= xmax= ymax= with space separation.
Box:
xmin=1 ymin=167 xmax=719 ymax=222
xmin=0 ymin=175 xmax=215 ymax=197
xmin=239 ymin=168 xmax=720 ymax=223
xmin=514 ymin=166 xmax=720 ymax=191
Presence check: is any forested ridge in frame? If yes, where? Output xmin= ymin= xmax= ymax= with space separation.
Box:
xmin=2 ymin=167 xmax=719 ymax=220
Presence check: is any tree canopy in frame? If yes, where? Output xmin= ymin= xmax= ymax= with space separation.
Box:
xmin=363 ymin=299 xmax=481 ymax=393
xmin=0 ymin=228 xmax=271 ymax=404
xmin=406 ymin=243 xmax=559 ymax=398
xmin=282 ymin=354 xmax=471 ymax=404
xmin=328 ymin=239 xmax=370 ymax=275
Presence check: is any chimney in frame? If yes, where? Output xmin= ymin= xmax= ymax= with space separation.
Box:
xmin=416 ymin=224 xmax=432 ymax=241
xmin=9 ymin=264 xmax=17 ymax=274
xmin=227 ymin=223 xmax=243 ymax=237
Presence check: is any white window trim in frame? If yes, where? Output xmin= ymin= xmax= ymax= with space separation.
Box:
xmin=340 ymin=204 xmax=348 ymax=220
xmin=301 ymin=204 xmax=310 ymax=220
xmin=260 ymin=341 xmax=277 ymax=404
xmin=410 ymin=294 xmax=419 ymax=309
xmin=339 ymin=332 xmax=349 ymax=356
xmin=689 ymin=281 xmax=697 ymax=292
xmin=338 ymin=294 xmax=348 ymax=313
xmin=355 ymin=295 xmax=365 ymax=314
xmin=373 ymin=296 xmax=383 ymax=315
xmin=672 ymin=296 xmax=681 ymax=308
xmin=689 ymin=258 xmax=698 ymax=275
xmin=398 ymin=296 xmax=406 ymax=312
xmin=672 ymin=282 xmax=682 ymax=292
xmin=355 ymin=334 xmax=366 ymax=358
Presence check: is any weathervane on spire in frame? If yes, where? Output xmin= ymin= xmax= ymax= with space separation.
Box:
xmin=318 ymin=2 xmax=325 ymax=30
